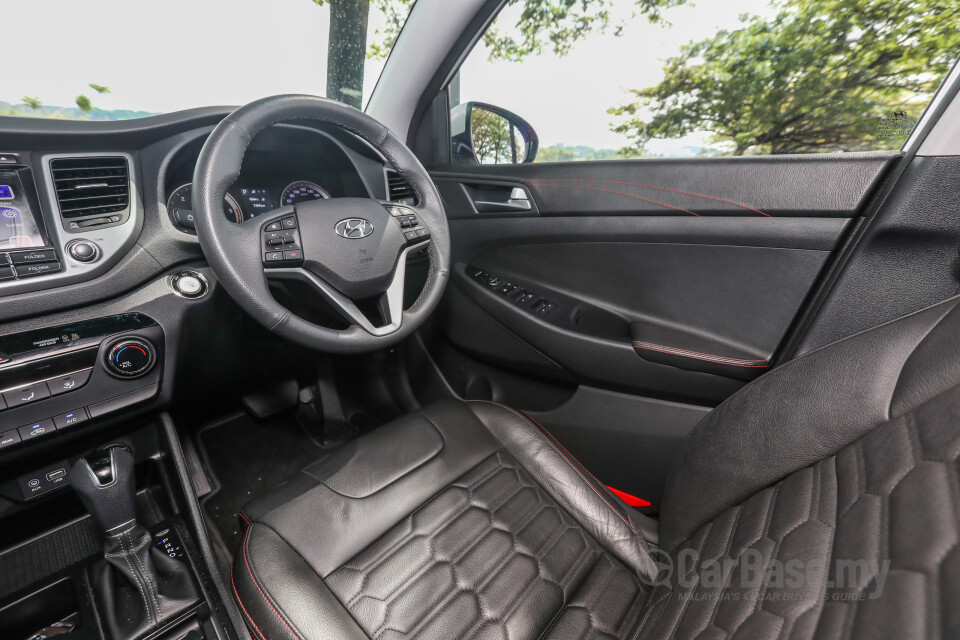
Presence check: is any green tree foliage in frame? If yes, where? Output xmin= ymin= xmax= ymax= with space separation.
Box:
xmin=610 ymin=0 xmax=960 ymax=155
xmin=480 ymin=0 xmax=684 ymax=61
xmin=75 ymin=94 xmax=93 ymax=113
xmin=88 ymin=83 xmax=111 ymax=94
xmin=22 ymin=96 xmax=42 ymax=110
xmin=471 ymin=108 xmax=525 ymax=163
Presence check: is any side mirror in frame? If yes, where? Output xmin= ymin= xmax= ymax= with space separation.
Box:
xmin=451 ymin=102 xmax=539 ymax=165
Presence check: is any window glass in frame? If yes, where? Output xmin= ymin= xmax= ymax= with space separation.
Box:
xmin=454 ymin=0 xmax=960 ymax=163
xmin=1 ymin=0 xmax=415 ymax=120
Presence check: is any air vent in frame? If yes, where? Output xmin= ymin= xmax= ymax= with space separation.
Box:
xmin=386 ymin=169 xmax=416 ymax=204
xmin=50 ymin=156 xmax=129 ymax=219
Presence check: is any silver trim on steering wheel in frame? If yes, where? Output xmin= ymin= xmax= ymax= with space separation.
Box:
xmin=266 ymin=240 xmax=429 ymax=336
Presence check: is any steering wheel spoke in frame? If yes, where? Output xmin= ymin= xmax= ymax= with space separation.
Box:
xmin=266 ymin=238 xmax=428 ymax=336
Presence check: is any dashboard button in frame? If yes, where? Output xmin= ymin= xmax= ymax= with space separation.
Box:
xmin=48 ymin=368 xmax=93 ymax=396
xmin=0 ymin=266 xmax=14 ymax=280
xmin=10 ymin=249 xmax=58 ymax=264
xmin=3 ymin=382 xmax=51 ymax=408
xmin=67 ymin=241 xmax=100 ymax=263
xmin=172 ymin=272 xmax=206 ymax=298
xmin=18 ymin=419 xmax=56 ymax=442
xmin=17 ymin=262 xmax=61 ymax=278
xmin=79 ymin=218 xmax=110 ymax=228
xmin=0 ymin=430 xmax=21 ymax=451
xmin=54 ymin=408 xmax=89 ymax=431
xmin=0 ymin=153 xmax=19 ymax=165
xmin=174 ymin=209 xmax=196 ymax=229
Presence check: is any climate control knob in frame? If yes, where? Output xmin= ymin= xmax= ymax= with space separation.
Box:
xmin=105 ymin=338 xmax=156 ymax=378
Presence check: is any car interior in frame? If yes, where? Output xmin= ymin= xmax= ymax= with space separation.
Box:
xmin=1 ymin=1 xmax=959 ymax=639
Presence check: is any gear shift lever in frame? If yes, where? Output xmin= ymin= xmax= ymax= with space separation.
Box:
xmin=69 ymin=446 xmax=138 ymax=533
xmin=69 ymin=446 xmax=197 ymax=639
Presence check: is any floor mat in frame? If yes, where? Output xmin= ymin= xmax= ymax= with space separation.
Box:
xmin=196 ymin=411 xmax=324 ymax=555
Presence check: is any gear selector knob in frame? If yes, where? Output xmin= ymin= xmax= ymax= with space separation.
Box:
xmin=68 ymin=446 xmax=137 ymax=533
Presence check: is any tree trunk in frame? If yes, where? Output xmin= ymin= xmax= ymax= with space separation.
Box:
xmin=327 ymin=0 xmax=370 ymax=109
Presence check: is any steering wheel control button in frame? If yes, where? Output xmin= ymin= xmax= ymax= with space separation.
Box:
xmin=3 ymin=382 xmax=52 ymax=408
xmin=262 ymin=216 xmax=303 ymax=266
xmin=54 ymin=408 xmax=90 ymax=431
xmin=10 ymin=249 xmax=58 ymax=264
xmin=171 ymin=271 xmax=207 ymax=298
xmin=18 ymin=419 xmax=56 ymax=442
xmin=67 ymin=240 xmax=101 ymax=263
xmin=0 ymin=430 xmax=21 ymax=451
xmin=49 ymin=369 xmax=93 ymax=396
xmin=105 ymin=338 xmax=156 ymax=378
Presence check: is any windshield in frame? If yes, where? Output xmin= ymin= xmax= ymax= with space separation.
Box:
xmin=1 ymin=0 xmax=414 ymax=120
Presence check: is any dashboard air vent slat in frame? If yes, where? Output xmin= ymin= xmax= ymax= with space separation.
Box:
xmin=386 ymin=170 xmax=416 ymax=204
xmin=50 ymin=157 xmax=129 ymax=218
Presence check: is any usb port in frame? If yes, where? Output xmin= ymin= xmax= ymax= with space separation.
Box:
xmin=45 ymin=468 xmax=66 ymax=482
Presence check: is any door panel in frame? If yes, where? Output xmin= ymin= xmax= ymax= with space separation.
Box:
xmin=421 ymin=153 xmax=899 ymax=508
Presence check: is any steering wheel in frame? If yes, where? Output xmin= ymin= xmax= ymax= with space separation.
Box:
xmin=192 ymin=95 xmax=450 ymax=353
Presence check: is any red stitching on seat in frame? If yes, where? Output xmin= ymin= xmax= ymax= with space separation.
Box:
xmin=242 ymin=524 xmax=304 ymax=640
xmin=525 ymin=182 xmax=700 ymax=216
xmin=526 ymin=178 xmax=771 ymax=216
xmin=496 ymin=403 xmax=636 ymax=530
xmin=632 ymin=341 xmax=770 ymax=368
xmin=231 ymin=560 xmax=267 ymax=640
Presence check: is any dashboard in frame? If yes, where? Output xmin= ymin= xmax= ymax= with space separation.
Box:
xmin=0 ymin=107 xmax=416 ymax=468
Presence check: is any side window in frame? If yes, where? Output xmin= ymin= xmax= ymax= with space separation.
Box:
xmin=451 ymin=0 xmax=959 ymax=164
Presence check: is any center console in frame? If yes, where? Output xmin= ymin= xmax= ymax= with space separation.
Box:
xmin=0 ymin=313 xmax=163 ymax=479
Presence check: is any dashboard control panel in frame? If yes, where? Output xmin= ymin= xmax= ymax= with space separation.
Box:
xmin=0 ymin=313 xmax=163 ymax=459
xmin=0 ymin=151 xmax=140 ymax=296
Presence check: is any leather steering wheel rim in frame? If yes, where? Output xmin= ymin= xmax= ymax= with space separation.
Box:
xmin=192 ymin=95 xmax=450 ymax=354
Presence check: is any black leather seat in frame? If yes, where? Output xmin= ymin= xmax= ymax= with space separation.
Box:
xmin=232 ymin=297 xmax=960 ymax=640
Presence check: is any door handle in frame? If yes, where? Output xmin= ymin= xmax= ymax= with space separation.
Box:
xmin=473 ymin=187 xmax=532 ymax=213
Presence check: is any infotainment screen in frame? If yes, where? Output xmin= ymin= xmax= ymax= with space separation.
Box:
xmin=0 ymin=172 xmax=45 ymax=250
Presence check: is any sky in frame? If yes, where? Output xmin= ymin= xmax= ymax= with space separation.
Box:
xmin=3 ymin=0 xmax=777 ymax=154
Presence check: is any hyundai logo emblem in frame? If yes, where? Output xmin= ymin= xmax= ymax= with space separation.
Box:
xmin=335 ymin=218 xmax=374 ymax=239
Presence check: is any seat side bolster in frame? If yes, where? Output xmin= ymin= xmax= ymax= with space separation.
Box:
xmin=659 ymin=296 xmax=960 ymax=551
xmin=467 ymin=400 xmax=659 ymax=581
xmin=232 ymin=522 xmax=368 ymax=640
